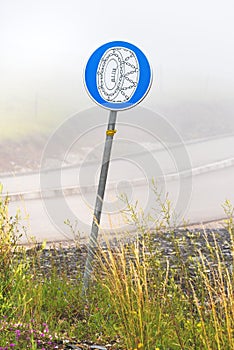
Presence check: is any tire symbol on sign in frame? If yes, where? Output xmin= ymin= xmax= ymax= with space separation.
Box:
xmin=97 ymin=48 xmax=139 ymax=103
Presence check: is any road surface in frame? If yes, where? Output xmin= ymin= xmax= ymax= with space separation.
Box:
xmin=1 ymin=134 xmax=234 ymax=244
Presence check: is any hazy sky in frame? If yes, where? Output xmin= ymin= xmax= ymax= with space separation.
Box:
xmin=0 ymin=0 xmax=234 ymax=127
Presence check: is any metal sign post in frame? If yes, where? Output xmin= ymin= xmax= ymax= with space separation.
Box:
xmin=83 ymin=41 xmax=152 ymax=294
xmin=83 ymin=110 xmax=117 ymax=292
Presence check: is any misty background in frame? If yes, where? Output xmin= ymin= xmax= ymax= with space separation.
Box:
xmin=0 ymin=0 xmax=234 ymax=143
xmin=1 ymin=0 xmax=234 ymax=239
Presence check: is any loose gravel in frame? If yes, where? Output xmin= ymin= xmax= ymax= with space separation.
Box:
xmin=21 ymin=226 xmax=233 ymax=279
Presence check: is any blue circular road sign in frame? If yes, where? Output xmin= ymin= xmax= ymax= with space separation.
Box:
xmin=84 ymin=41 xmax=152 ymax=111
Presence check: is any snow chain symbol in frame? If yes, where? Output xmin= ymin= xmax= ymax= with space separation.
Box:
xmin=97 ymin=47 xmax=139 ymax=103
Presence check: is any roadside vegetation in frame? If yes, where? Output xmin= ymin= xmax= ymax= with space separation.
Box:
xmin=0 ymin=183 xmax=233 ymax=349
xmin=0 ymin=116 xmax=51 ymax=141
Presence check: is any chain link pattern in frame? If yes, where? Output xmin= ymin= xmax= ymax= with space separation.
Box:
xmin=97 ymin=47 xmax=139 ymax=103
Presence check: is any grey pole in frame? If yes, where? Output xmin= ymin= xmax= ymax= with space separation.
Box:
xmin=83 ymin=110 xmax=117 ymax=294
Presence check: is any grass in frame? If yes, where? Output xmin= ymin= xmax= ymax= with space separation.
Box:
xmin=0 ymin=120 xmax=48 ymax=141
xmin=0 ymin=183 xmax=234 ymax=349
xmin=0 ymin=110 xmax=62 ymax=141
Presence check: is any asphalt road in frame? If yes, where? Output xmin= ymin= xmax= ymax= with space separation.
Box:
xmin=1 ymin=134 xmax=234 ymax=244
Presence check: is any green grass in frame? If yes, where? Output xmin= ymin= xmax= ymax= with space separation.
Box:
xmin=0 ymin=110 xmax=61 ymax=141
xmin=0 ymin=121 xmax=48 ymax=141
xmin=0 ymin=183 xmax=234 ymax=349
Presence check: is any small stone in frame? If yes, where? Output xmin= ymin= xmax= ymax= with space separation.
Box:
xmin=65 ymin=344 xmax=83 ymax=350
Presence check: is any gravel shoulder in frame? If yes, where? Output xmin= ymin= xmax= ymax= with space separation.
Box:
xmin=20 ymin=218 xmax=232 ymax=273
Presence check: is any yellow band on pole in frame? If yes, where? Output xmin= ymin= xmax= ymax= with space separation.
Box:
xmin=106 ymin=129 xmax=117 ymax=137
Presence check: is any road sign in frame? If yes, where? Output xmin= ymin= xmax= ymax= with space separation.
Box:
xmin=83 ymin=41 xmax=152 ymax=295
xmin=84 ymin=41 xmax=152 ymax=110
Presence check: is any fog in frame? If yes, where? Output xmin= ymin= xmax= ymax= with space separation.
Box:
xmin=1 ymin=0 xmax=234 ymax=237
xmin=0 ymin=0 xmax=234 ymax=138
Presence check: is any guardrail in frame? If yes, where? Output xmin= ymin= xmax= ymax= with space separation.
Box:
xmin=4 ymin=156 xmax=234 ymax=202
